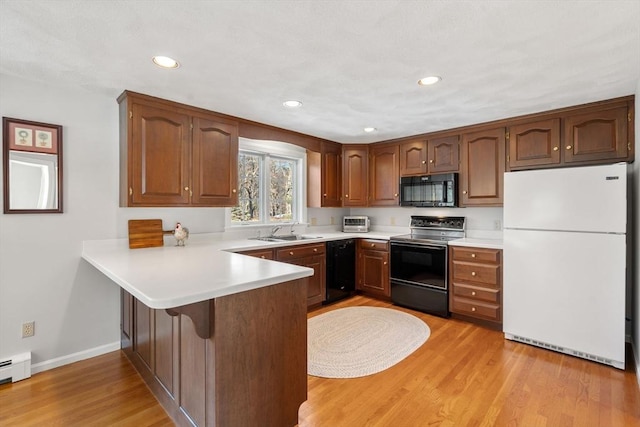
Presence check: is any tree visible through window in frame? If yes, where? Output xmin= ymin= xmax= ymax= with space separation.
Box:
xmin=232 ymin=151 xmax=297 ymax=224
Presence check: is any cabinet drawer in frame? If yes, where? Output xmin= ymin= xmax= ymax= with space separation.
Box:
xmin=451 ymin=247 xmax=501 ymax=263
xmin=451 ymin=297 xmax=501 ymax=322
xmin=358 ymin=239 xmax=388 ymax=251
xmin=276 ymin=243 xmax=325 ymax=261
xmin=452 ymin=261 xmax=500 ymax=286
xmin=239 ymin=249 xmax=274 ymax=260
xmin=451 ymin=283 xmax=500 ymax=303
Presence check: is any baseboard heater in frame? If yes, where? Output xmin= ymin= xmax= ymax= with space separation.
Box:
xmin=504 ymin=333 xmax=624 ymax=370
xmin=0 ymin=352 xmax=31 ymax=384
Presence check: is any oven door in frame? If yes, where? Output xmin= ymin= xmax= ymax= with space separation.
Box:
xmin=390 ymin=242 xmax=447 ymax=289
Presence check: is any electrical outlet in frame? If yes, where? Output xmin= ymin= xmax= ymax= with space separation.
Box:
xmin=494 ymin=220 xmax=502 ymax=230
xmin=310 ymin=217 xmax=317 ymax=226
xmin=22 ymin=321 xmax=35 ymax=338
xmin=330 ymin=216 xmax=335 ymax=225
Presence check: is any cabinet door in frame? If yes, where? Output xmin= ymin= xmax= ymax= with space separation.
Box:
xmin=399 ymin=139 xmax=427 ymax=176
xmin=427 ymin=136 xmax=459 ymax=173
xmin=563 ymin=107 xmax=629 ymax=163
xmin=130 ymin=103 xmax=191 ymax=205
xmin=369 ymin=144 xmax=399 ymax=206
xmin=342 ymin=145 xmax=368 ymax=206
xmin=191 ymin=116 xmax=238 ymax=206
xmin=285 ymin=254 xmax=326 ymax=306
xmin=460 ymin=128 xmax=505 ymax=206
xmin=357 ymin=249 xmax=390 ymax=298
xmin=321 ymin=142 xmax=342 ymax=207
xmin=508 ymin=118 xmax=560 ymax=169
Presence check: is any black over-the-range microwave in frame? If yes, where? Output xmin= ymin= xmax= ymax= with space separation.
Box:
xmin=399 ymin=173 xmax=458 ymax=207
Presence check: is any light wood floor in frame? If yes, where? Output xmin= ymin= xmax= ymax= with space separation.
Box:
xmin=1 ymin=295 xmax=639 ymax=426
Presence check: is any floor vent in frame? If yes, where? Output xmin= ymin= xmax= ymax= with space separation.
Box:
xmin=0 ymin=352 xmax=31 ymax=384
xmin=505 ymin=334 xmax=622 ymax=369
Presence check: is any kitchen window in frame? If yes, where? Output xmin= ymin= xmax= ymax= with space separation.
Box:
xmin=229 ymin=138 xmax=306 ymax=226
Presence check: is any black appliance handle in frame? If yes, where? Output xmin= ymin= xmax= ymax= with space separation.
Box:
xmin=390 ymin=242 xmax=447 ymax=251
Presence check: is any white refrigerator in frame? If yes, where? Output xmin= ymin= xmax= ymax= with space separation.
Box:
xmin=503 ymin=163 xmax=628 ymax=369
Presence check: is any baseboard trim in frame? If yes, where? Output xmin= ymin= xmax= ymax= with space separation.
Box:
xmin=31 ymin=341 xmax=120 ymax=374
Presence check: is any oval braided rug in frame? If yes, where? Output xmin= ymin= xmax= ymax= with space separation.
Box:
xmin=308 ymin=306 xmax=430 ymax=378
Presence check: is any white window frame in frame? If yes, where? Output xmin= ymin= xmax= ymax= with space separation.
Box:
xmin=226 ymin=138 xmax=307 ymax=229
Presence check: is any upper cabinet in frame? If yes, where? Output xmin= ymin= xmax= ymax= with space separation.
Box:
xmin=342 ymin=145 xmax=369 ymax=207
xmin=460 ymin=128 xmax=505 ymax=207
xmin=321 ymin=141 xmax=342 ymax=207
xmin=119 ymin=92 xmax=238 ymax=207
xmin=563 ymin=106 xmax=629 ymax=164
xmin=369 ymin=143 xmax=399 ymax=206
xmin=508 ymin=99 xmax=633 ymax=171
xmin=399 ymin=136 xmax=459 ymax=177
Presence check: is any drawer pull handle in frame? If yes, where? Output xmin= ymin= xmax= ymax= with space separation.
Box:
xmin=471 ymin=271 xmax=476 ymax=276
xmin=371 ymin=243 xmax=375 ymax=247
xmin=471 ymin=291 xmax=476 ymax=296
xmin=471 ymin=307 xmax=476 ymax=312
xmin=289 ymin=251 xmax=294 ymax=256
xmin=471 ymin=253 xmax=476 ymax=258
xmin=313 ymin=248 xmax=318 ymax=252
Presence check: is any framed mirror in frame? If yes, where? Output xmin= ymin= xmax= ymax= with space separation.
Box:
xmin=3 ymin=117 xmax=63 ymax=213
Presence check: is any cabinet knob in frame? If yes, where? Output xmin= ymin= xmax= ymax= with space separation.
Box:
xmin=371 ymin=243 xmax=375 ymax=247
xmin=323 ymin=193 xmax=327 ymax=197
xmin=394 ymin=193 xmax=398 ymax=197
xmin=313 ymin=248 xmax=318 ymax=252
xmin=471 ymin=307 xmax=477 ymax=312
xmin=429 ymin=159 xmax=434 ymax=163
xmin=566 ymin=145 xmax=572 ymax=150
xmin=471 ymin=253 xmax=476 ymax=258
xmin=471 ymin=291 xmax=476 ymax=296
xmin=345 ymin=194 xmax=349 ymax=198
xmin=422 ymin=160 xmax=427 ymax=164
xmin=184 ymin=186 xmax=189 ymax=191
xmin=553 ymin=146 xmax=559 ymax=151
xmin=383 ymin=261 xmax=387 ymax=265
xmin=232 ymin=189 xmax=237 ymax=193
xmin=471 ymin=271 xmax=476 ymax=276
xmin=462 ymin=190 xmax=468 ymax=194
xmin=289 ymin=251 xmax=294 ymax=256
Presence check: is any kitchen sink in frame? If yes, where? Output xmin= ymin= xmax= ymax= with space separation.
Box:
xmin=249 ymin=235 xmax=321 ymax=242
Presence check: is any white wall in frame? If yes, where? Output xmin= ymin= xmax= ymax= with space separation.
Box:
xmin=0 ymin=74 xmax=228 ymax=369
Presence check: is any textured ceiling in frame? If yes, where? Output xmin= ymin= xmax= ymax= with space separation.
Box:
xmin=1 ymin=0 xmax=639 ymax=143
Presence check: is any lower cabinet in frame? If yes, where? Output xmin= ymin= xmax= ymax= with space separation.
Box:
xmin=121 ymin=281 xmax=307 ymax=427
xmin=449 ymin=246 xmax=503 ymax=328
xmin=276 ymin=243 xmax=326 ymax=307
xmin=356 ymin=239 xmax=390 ymax=298
xmin=240 ymin=243 xmax=326 ymax=307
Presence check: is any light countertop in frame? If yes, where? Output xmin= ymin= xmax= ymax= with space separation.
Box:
xmin=82 ymin=231 xmax=396 ymax=310
xmin=448 ymin=237 xmax=503 ymax=250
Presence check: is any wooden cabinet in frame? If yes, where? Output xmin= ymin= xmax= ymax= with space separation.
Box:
xmin=342 ymin=145 xmax=368 ymax=207
xmin=121 ymin=281 xmax=307 ymax=427
xmin=427 ymin=135 xmax=460 ymax=173
xmin=449 ymin=246 xmax=502 ymax=327
xmin=508 ymin=118 xmax=561 ymax=169
xmin=276 ymin=243 xmax=326 ymax=307
xmin=356 ymin=239 xmax=390 ymax=298
xmin=563 ymin=106 xmax=629 ymax=164
xmin=321 ymin=142 xmax=342 ymax=207
xmin=369 ymin=144 xmax=400 ymax=206
xmin=118 ymin=91 xmax=238 ymax=207
xmin=460 ymin=127 xmax=506 ymax=206
xmin=238 ymin=248 xmax=274 ymax=260
xmin=399 ymin=136 xmax=459 ymax=177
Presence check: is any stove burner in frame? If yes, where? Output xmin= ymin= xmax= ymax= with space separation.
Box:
xmin=391 ymin=215 xmax=466 ymax=245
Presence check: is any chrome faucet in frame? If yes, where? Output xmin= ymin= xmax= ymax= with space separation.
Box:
xmin=289 ymin=221 xmax=298 ymax=234
xmin=270 ymin=225 xmax=282 ymax=237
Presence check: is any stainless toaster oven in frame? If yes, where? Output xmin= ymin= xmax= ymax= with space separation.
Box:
xmin=343 ymin=216 xmax=370 ymax=232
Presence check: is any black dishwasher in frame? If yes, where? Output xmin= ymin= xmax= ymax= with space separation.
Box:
xmin=325 ymin=239 xmax=356 ymax=304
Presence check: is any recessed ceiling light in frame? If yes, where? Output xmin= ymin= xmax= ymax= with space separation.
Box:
xmin=364 ymin=127 xmax=377 ymax=133
xmin=283 ymin=100 xmax=303 ymax=108
xmin=152 ymin=56 xmax=179 ymax=69
xmin=418 ymin=76 xmax=441 ymax=86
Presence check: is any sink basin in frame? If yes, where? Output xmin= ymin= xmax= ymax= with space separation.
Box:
xmin=249 ymin=235 xmax=320 ymax=242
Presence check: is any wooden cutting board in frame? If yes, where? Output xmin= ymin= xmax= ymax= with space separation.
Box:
xmin=128 ymin=219 xmax=165 ymax=249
